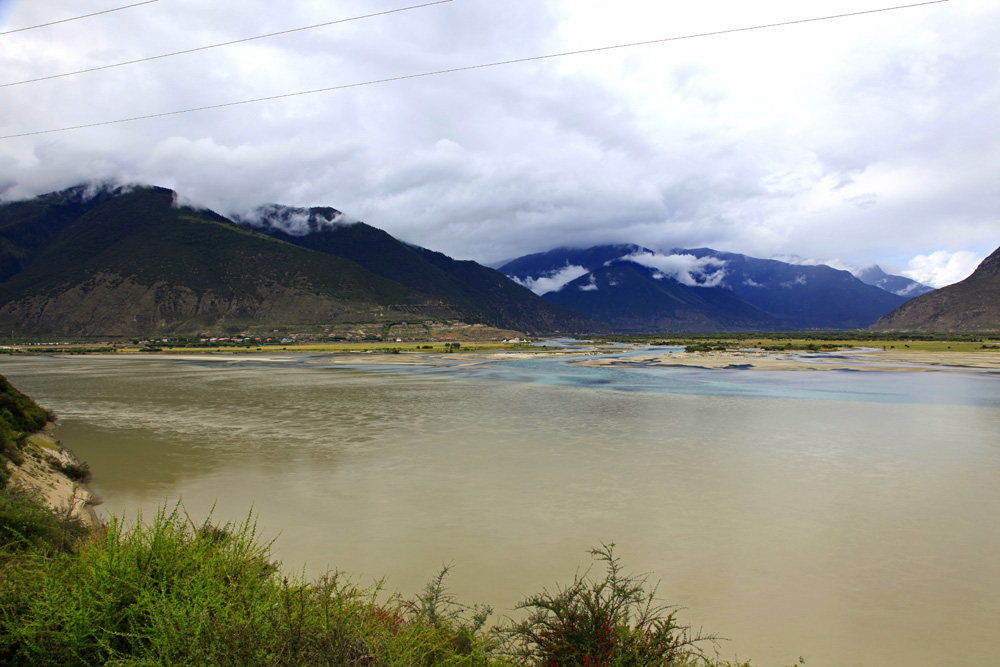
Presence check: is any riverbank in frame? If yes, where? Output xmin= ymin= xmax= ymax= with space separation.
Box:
xmin=8 ymin=422 xmax=102 ymax=528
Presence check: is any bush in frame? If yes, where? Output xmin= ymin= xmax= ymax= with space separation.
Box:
xmin=0 ymin=486 xmax=88 ymax=556
xmin=500 ymin=544 xmax=718 ymax=667
xmin=0 ymin=504 xmax=500 ymax=667
xmin=48 ymin=457 xmax=92 ymax=483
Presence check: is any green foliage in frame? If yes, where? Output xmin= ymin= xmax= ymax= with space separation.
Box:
xmin=0 ymin=375 xmax=49 ymax=434
xmin=500 ymin=544 xmax=716 ymax=667
xmin=0 ymin=504 xmax=503 ymax=667
xmin=0 ymin=486 xmax=88 ymax=556
xmin=684 ymin=344 xmax=728 ymax=353
xmin=0 ymin=497 xmax=773 ymax=667
xmin=0 ymin=373 xmax=52 ymax=489
xmin=46 ymin=456 xmax=92 ymax=483
xmin=402 ymin=563 xmax=495 ymax=659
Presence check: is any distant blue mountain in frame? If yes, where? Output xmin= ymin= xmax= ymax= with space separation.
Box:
xmin=499 ymin=245 xmax=915 ymax=331
xmin=854 ymin=264 xmax=934 ymax=297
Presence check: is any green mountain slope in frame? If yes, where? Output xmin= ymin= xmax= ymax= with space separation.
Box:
xmin=0 ymin=186 xmax=460 ymax=335
xmin=235 ymin=206 xmax=604 ymax=334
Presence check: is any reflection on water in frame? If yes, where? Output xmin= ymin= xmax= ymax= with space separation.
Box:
xmin=2 ymin=354 xmax=999 ymax=667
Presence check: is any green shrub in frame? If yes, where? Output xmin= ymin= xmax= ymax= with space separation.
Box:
xmin=0 ymin=504 xmax=501 ymax=667
xmin=500 ymin=544 xmax=717 ymax=667
xmin=47 ymin=457 xmax=92 ymax=483
xmin=0 ymin=486 xmax=88 ymax=556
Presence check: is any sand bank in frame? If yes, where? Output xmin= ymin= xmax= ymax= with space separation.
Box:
xmin=9 ymin=423 xmax=102 ymax=528
xmin=571 ymin=348 xmax=1000 ymax=373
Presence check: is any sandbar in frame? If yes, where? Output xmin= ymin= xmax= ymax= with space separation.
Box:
xmin=571 ymin=348 xmax=1000 ymax=373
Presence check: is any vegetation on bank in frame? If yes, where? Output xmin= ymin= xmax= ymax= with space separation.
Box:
xmin=0 ymin=500 xmax=774 ymax=667
xmin=6 ymin=329 xmax=999 ymax=357
xmin=602 ymin=331 xmax=1000 ymax=353
xmin=0 ymin=375 xmax=51 ymax=489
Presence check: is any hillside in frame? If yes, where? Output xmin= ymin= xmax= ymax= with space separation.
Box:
xmin=0 ymin=186 xmax=599 ymax=336
xmin=870 ymin=245 xmax=1000 ymax=332
xmin=235 ymin=205 xmax=603 ymax=334
xmin=545 ymin=261 xmax=777 ymax=332
xmin=680 ymin=248 xmax=909 ymax=329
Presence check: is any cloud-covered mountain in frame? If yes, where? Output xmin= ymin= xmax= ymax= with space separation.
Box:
xmin=500 ymin=245 xmax=916 ymax=331
xmin=870 ymin=245 xmax=1000 ymax=332
xmin=544 ymin=260 xmax=777 ymax=332
xmin=0 ymin=186 xmax=601 ymax=336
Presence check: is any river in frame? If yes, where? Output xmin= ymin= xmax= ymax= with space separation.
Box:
xmin=2 ymin=350 xmax=998 ymax=667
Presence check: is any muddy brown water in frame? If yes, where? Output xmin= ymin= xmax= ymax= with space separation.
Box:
xmin=3 ymin=354 xmax=998 ymax=667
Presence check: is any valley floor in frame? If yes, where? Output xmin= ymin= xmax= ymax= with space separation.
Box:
xmin=59 ymin=345 xmax=1000 ymax=373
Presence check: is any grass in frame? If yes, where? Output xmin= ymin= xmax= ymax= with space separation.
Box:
xmin=0 ymin=486 xmax=88 ymax=556
xmin=0 ymin=499 xmax=778 ymax=667
xmin=24 ymin=436 xmax=60 ymax=452
xmin=0 ymin=503 xmax=493 ymax=667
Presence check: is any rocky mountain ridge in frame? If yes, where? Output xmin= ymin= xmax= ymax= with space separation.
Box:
xmin=870 ymin=244 xmax=1000 ymax=332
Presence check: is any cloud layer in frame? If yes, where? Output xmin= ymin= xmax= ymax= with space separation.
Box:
xmin=623 ymin=252 xmax=727 ymax=288
xmin=1 ymin=0 xmax=997 ymax=284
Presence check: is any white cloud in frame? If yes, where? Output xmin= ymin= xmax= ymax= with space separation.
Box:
xmin=903 ymin=250 xmax=982 ymax=288
xmin=578 ymin=275 xmax=599 ymax=291
xmin=512 ymin=264 xmax=589 ymax=295
xmin=235 ymin=204 xmax=356 ymax=236
xmin=623 ymin=251 xmax=727 ymax=287
xmin=780 ymin=275 xmax=808 ymax=289
xmin=0 ymin=0 xmax=996 ymax=268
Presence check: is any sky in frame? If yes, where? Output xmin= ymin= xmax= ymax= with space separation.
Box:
xmin=0 ymin=0 xmax=997 ymax=287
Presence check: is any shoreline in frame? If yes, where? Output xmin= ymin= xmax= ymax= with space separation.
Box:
xmin=14 ymin=346 xmax=1000 ymax=373
xmin=10 ymin=422 xmax=103 ymax=528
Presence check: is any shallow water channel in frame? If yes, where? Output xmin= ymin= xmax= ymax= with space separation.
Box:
xmin=2 ymin=352 xmax=999 ymax=667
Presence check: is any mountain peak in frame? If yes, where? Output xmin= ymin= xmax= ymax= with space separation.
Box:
xmin=854 ymin=264 xmax=934 ymax=297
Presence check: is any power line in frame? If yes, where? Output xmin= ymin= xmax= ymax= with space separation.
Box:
xmin=0 ymin=1 xmax=159 ymax=36
xmin=0 ymin=0 xmax=950 ymax=140
xmin=1 ymin=0 xmax=454 ymax=89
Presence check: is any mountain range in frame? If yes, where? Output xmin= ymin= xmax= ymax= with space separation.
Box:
xmin=0 ymin=185 xmax=599 ymax=336
xmin=3 ymin=182 xmax=987 ymax=337
xmin=498 ymin=245 xmax=929 ymax=331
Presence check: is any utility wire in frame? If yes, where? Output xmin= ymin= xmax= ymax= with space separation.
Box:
xmin=0 ymin=0 xmax=949 ymax=140
xmin=1 ymin=0 xmax=454 ymax=88
xmin=0 ymin=1 xmax=159 ymax=36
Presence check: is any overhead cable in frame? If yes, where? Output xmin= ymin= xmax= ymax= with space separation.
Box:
xmin=0 ymin=0 xmax=950 ymax=140
xmin=0 ymin=1 xmax=159 ymax=36
xmin=1 ymin=0 xmax=454 ymax=88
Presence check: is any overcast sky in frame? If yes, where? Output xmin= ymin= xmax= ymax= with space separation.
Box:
xmin=0 ymin=0 xmax=996 ymax=287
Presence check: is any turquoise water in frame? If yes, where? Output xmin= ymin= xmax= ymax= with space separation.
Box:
xmin=310 ymin=348 xmax=1000 ymax=406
